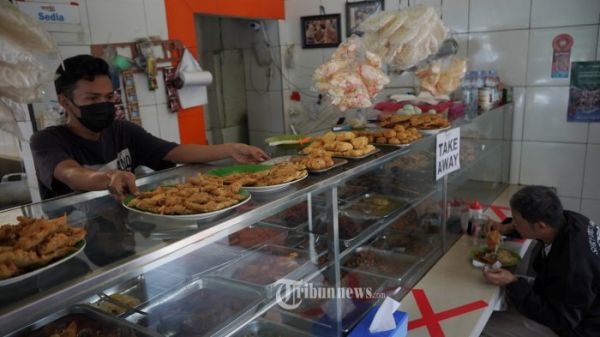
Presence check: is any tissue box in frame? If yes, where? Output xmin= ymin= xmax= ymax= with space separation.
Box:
xmin=347 ymin=305 xmax=408 ymax=337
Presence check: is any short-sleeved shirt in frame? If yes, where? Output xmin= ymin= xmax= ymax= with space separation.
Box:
xmin=30 ymin=120 xmax=178 ymax=199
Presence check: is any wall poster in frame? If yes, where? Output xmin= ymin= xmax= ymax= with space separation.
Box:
xmin=567 ymin=61 xmax=600 ymax=122
xmin=551 ymin=34 xmax=573 ymax=78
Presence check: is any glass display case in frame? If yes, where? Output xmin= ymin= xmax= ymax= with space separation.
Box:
xmin=0 ymin=104 xmax=512 ymax=336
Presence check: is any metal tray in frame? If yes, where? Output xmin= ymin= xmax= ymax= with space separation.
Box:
xmin=370 ymin=230 xmax=437 ymax=258
xmin=216 ymin=244 xmax=315 ymax=296
xmin=126 ymin=276 xmax=263 ymax=337
xmin=7 ymin=304 xmax=161 ymax=337
xmin=152 ymin=243 xmax=242 ymax=278
xmin=340 ymin=193 xmax=411 ymax=220
xmin=342 ymin=247 xmax=422 ymax=280
xmin=232 ymin=319 xmax=313 ymax=337
xmin=337 ymin=185 xmax=369 ymax=202
xmin=85 ymin=274 xmax=174 ymax=316
xmin=308 ymin=215 xmax=379 ymax=248
xmin=260 ymin=202 xmax=325 ymax=231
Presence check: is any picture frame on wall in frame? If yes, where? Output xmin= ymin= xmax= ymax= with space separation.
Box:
xmin=345 ymin=0 xmax=385 ymax=37
xmin=301 ymin=14 xmax=342 ymax=49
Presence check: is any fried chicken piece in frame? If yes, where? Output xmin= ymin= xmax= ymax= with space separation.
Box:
xmin=38 ymin=227 xmax=86 ymax=255
xmin=0 ymin=223 xmax=23 ymax=244
xmin=351 ymin=136 xmax=369 ymax=149
xmin=0 ymin=249 xmax=41 ymax=268
xmin=15 ymin=216 xmax=66 ymax=251
xmin=0 ymin=260 xmax=18 ymax=279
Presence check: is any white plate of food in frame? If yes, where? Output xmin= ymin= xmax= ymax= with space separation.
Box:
xmin=242 ymin=173 xmax=308 ymax=192
xmin=0 ymin=239 xmax=86 ymax=286
xmin=208 ymin=163 xmax=309 ymax=193
xmin=123 ymin=190 xmax=251 ymax=221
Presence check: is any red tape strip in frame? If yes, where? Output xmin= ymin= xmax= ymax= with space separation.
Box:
xmin=408 ymin=289 xmax=488 ymax=337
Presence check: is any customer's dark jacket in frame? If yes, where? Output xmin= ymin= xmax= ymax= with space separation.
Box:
xmin=507 ymin=211 xmax=600 ymax=337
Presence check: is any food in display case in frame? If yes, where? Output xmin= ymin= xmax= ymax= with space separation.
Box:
xmin=380 ymin=113 xmax=450 ymax=131
xmin=343 ymin=247 xmax=420 ymax=279
xmin=126 ymin=174 xmax=248 ymax=215
xmin=0 ymin=215 xmax=86 ymax=280
xmin=387 ymin=151 xmax=434 ymax=172
xmin=302 ymin=131 xmax=377 ymax=159
xmin=218 ymin=245 xmax=310 ymax=288
xmin=128 ymin=277 xmax=262 ymax=337
xmin=96 ymin=293 xmax=142 ymax=316
xmin=370 ymin=231 xmax=434 ymax=257
xmin=312 ymin=215 xmax=377 ymax=242
xmin=263 ymin=202 xmax=314 ymax=229
xmin=338 ymin=185 xmax=369 ymax=201
xmin=389 ymin=209 xmax=419 ymax=231
xmin=354 ymin=125 xmax=422 ymax=145
xmin=11 ymin=305 xmax=157 ymax=337
xmin=342 ymin=194 xmax=408 ymax=218
xmin=226 ymin=225 xmax=289 ymax=249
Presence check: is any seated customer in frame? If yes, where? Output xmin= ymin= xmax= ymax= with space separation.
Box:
xmin=482 ymin=185 xmax=600 ymax=337
xmin=31 ymin=55 xmax=268 ymax=200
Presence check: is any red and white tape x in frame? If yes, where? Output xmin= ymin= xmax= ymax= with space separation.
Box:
xmin=408 ymin=289 xmax=488 ymax=337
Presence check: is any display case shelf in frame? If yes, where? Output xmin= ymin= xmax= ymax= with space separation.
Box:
xmin=0 ymin=104 xmax=513 ymax=336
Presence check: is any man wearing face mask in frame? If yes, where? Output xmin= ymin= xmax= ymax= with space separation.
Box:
xmin=30 ymin=54 xmax=269 ymax=201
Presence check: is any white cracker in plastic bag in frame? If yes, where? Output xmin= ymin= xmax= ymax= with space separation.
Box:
xmin=359 ymin=11 xmax=398 ymax=33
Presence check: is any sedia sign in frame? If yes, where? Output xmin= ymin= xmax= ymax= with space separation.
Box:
xmin=15 ymin=1 xmax=81 ymax=25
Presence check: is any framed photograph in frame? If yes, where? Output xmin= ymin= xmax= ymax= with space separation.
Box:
xmin=345 ymin=0 xmax=385 ymax=37
xmin=301 ymin=14 xmax=342 ymax=49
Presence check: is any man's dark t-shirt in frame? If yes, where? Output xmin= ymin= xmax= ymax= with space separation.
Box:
xmin=30 ymin=120 xmax=178 ymax=199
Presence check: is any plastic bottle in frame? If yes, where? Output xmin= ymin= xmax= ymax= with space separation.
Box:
xmin=461 ymin=200 xmax=485 ymax=245
xmin=288 ymin=91 xmax=303 ymax=134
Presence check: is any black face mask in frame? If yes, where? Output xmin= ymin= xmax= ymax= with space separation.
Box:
xmin=73 ymin=101 xmax=116 ymax=132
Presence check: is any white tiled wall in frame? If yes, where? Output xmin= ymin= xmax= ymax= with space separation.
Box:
xmin=522 ymin=86 xmax=588 ymax=143
xmin=467 ymin=30 xmax=530 ymax=86
xmin=520 ymin=142 xmax=586 ymax=198
xmin=530 ymin=0 xmax=600 ymax=28
xmin=469 ymin=0 xmax=531 ymax=32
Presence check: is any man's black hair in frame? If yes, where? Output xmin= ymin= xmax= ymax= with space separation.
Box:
xmin=54 ymin=55 xmax=111 ymax=98
xmin=510 ymin=185 xmax=564 ymax=229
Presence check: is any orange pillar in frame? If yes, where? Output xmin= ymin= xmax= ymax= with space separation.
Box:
xmin=164 ymin=0 xmax=285 ymax=144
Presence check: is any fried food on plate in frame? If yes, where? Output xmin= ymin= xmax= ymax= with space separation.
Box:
xmin=128 ymin=174 xmax=248 ymax=215
xmin=0 ymin=215 xmax=86 ymax=280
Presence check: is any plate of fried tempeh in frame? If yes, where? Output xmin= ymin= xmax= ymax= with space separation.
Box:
xmin=0 ymin=215 xmax=86 ymax=285
xmin=207 ymin=162 xmax=309 ymax=193
xmin=123 ymin=173 xmax=252 ymax=220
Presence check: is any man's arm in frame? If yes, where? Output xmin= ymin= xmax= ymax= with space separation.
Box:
xmin=54 ymin=159 xmax=137 ymax=200
xmin=164 ymin=143 xmax=269 ymax=164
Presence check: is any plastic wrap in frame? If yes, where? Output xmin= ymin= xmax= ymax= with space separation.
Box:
xmin=0 ymin=0 xmax=58 ymax=55
xmin=361 ymin=5 xmax=448 ymax=70
xmin=313 ymin=37 xmax=390 ymax=111
xmin=416 ymin=57 xmax=467 ymax=97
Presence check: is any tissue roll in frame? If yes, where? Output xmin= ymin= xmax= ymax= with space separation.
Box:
xmin=179 ymin=70 xmax=213 ymax=86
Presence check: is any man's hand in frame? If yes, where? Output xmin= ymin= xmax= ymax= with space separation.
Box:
xmin=483 ymin=267 xmax=518 ymax=286
xmin=485 ymin=219 xmax=515 ymax=235
xmin=107 ymin=171 xmax=138 ymax=201
xmin=230 ymin=143 xmax=269 ymax=163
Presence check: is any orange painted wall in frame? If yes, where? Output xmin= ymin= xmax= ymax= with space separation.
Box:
xmin=165 ymin=0 xmax=285 ymax=144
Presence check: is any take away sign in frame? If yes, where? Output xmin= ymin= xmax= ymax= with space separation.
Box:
xmin=436 ymin=127 xmax=460 ymax=180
